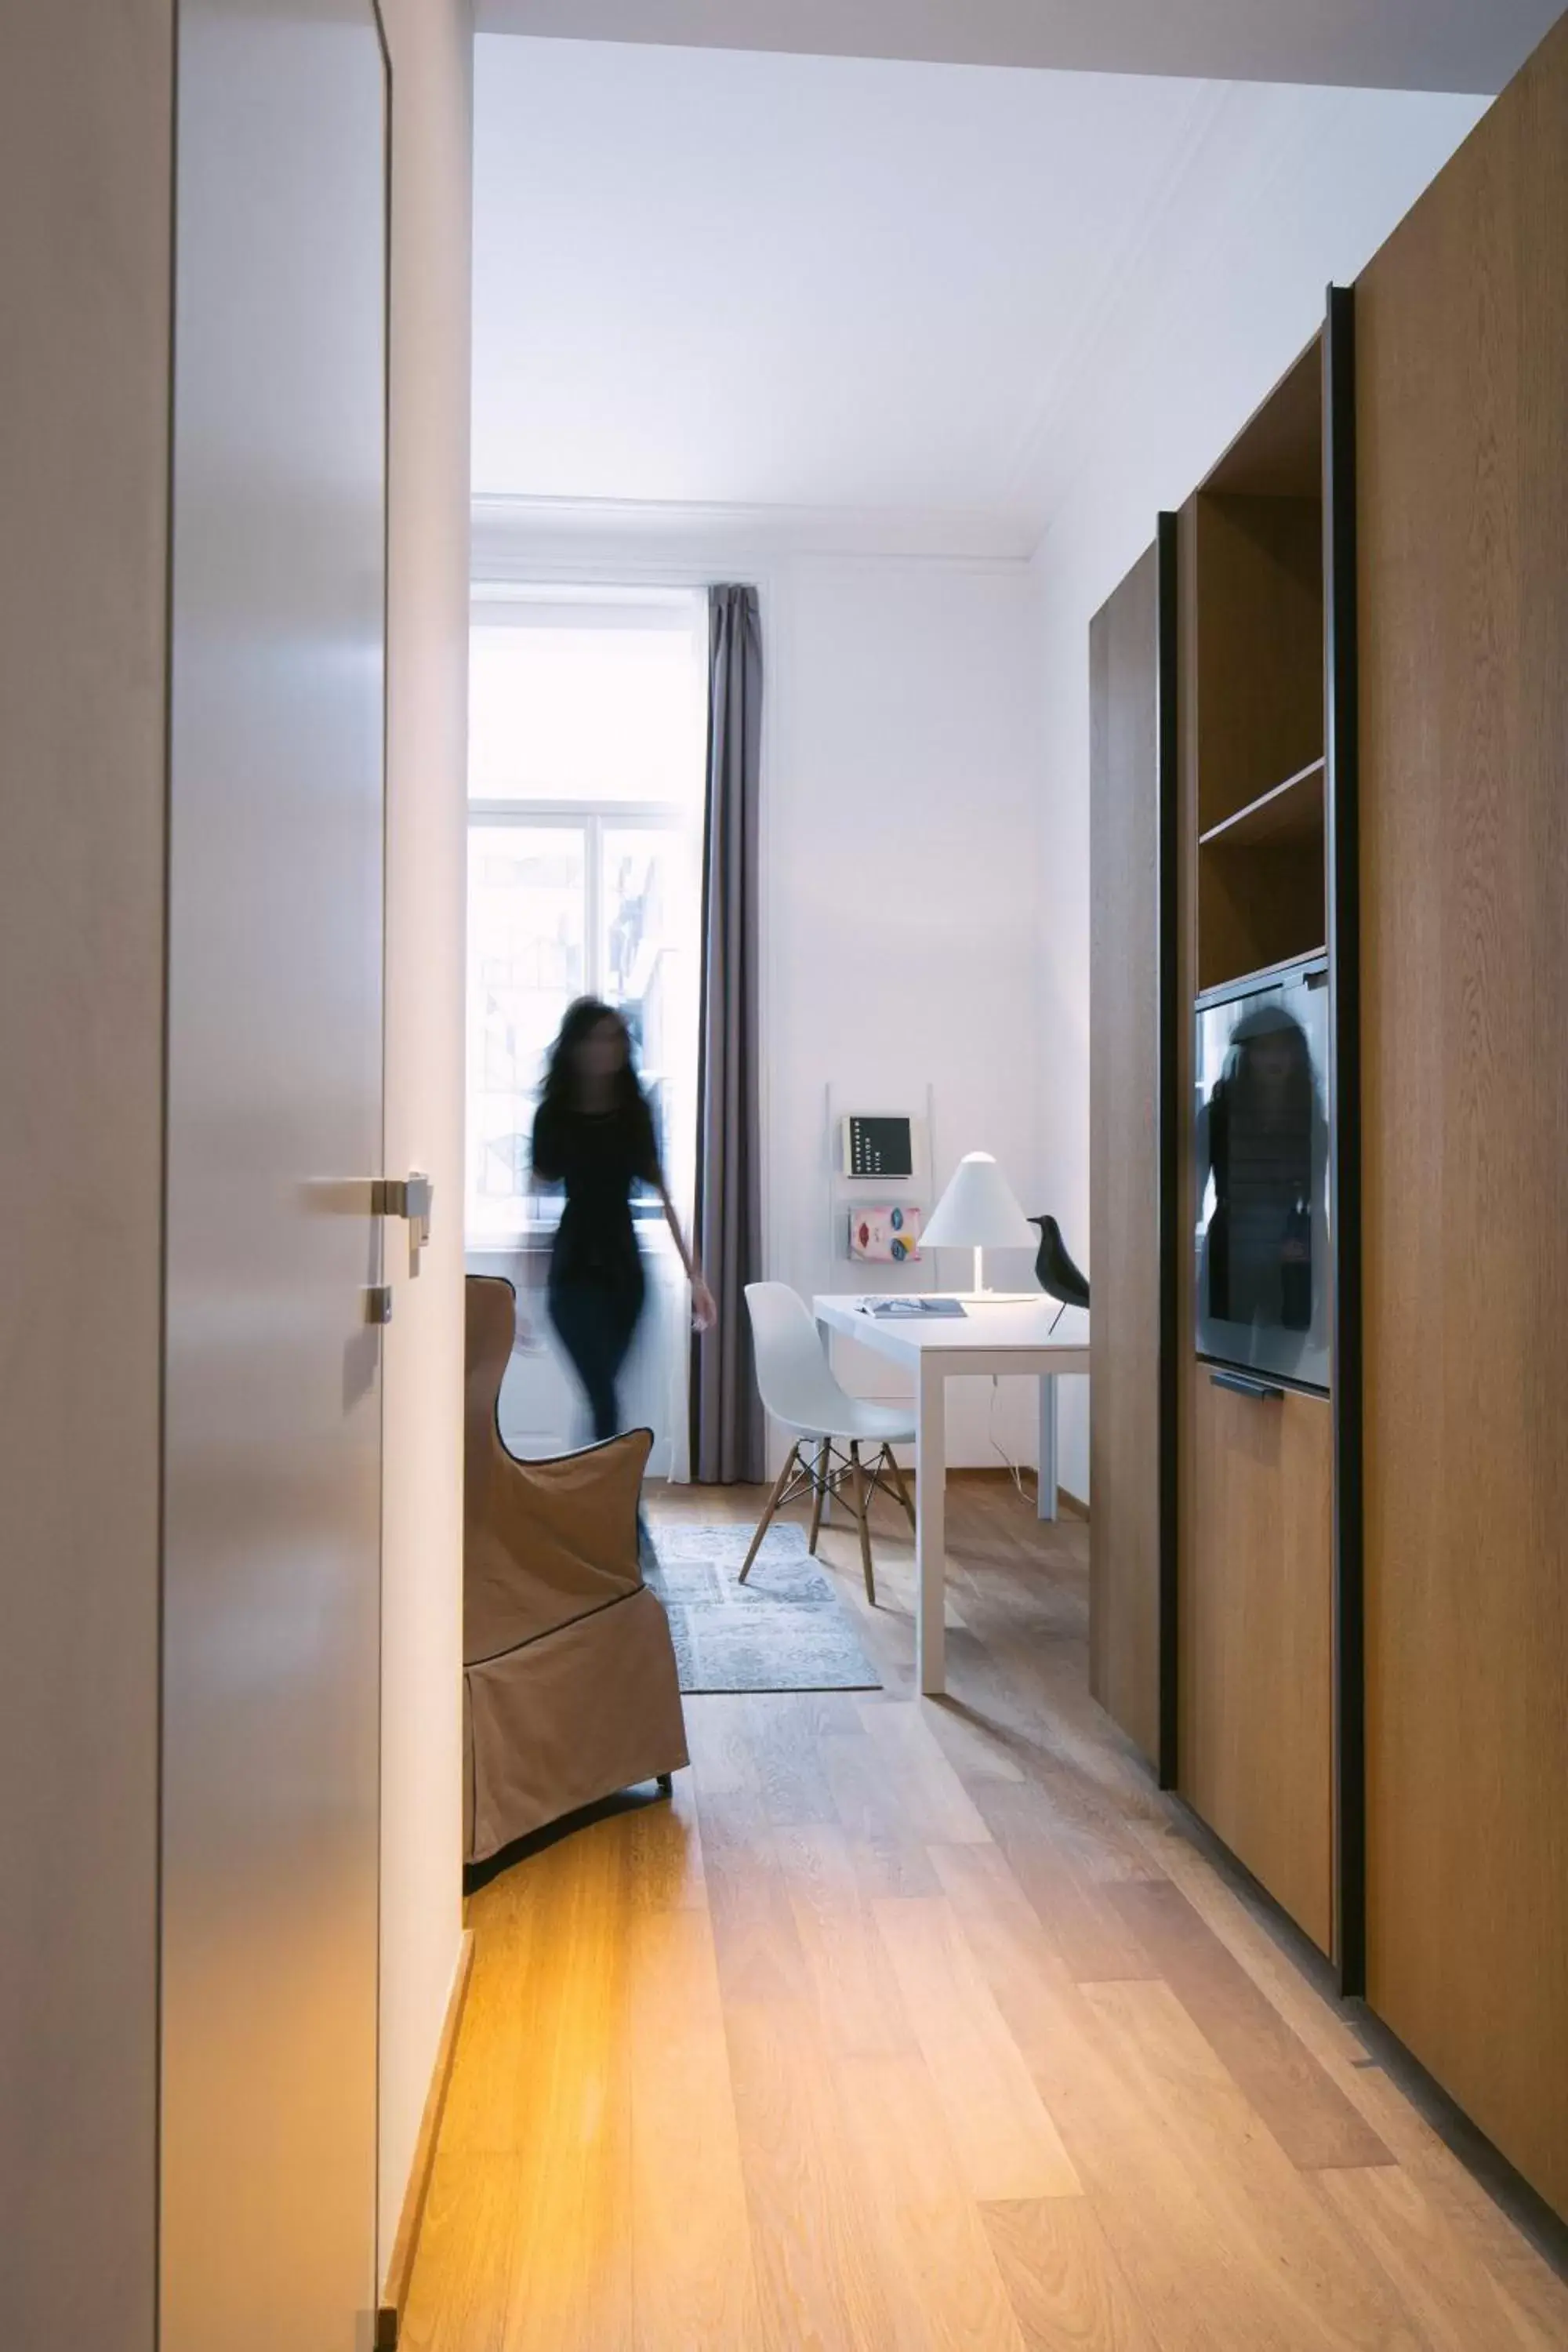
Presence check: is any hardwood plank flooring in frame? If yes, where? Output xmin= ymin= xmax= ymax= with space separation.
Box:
xmin=982 ymin=2198 xmax=1160 ymax=2352
xmin=772 ymin=1818 xmax=916 ymax=2060
xmin=720 ymin=1991 xmax=897 ymax=2350
xmin=870 ymin=1895 xmax=1082 ymax=2204
xmin=836 ymin=2047 xmax=1033 ymax=2351
xmin=627 ymin=1904 xmax=759 ymax=2350
xmin=1107 ymin=1878 xmax=1392 ymax=2171
xmin=1074 ymin=1978 xmax=1422 ymax=2350
xmin=403 ymin=1480 xmax=1568 ymax=2352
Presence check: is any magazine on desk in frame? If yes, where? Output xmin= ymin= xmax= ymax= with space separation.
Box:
xmin=857 ymin=1295 xmax=967 ymax=1318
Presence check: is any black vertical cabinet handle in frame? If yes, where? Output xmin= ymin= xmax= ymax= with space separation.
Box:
xmin=1209 ymin=1369 xmax=1285 ymax=1402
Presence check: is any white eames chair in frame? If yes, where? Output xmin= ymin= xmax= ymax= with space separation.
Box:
xmin=741 ymin=1282 xmax=916 ymax=1605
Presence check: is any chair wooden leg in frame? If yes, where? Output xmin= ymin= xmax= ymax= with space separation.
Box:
xmin=849 ymin=1440 xmax=877 ymax=1607
xmin=881 ymin=1444 xmax=916 ymax=1530
xmin=808 ymin=1437 xmax=830 ymax=1553
xmin=739 ymin=1443 xmax=799 ymax=1582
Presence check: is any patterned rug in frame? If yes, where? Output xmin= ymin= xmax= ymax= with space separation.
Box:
xmin=643 ymin=1521 xmax=882 ymax=1695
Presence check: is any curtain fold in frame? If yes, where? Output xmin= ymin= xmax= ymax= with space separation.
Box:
xmin=691 ymin=584 xmax=765 ymax=1483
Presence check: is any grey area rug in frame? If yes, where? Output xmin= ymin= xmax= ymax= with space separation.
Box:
xmin=643 ymin=1521 xmax=881 ymax=1695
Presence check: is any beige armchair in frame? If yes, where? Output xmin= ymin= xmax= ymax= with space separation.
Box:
xmin=463 ymin=1275 xmax=688 ymax=1864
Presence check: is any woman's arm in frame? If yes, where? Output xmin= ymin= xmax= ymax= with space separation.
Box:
xmin=656 ymin=1179 xmax=716 ymax=1331
xmin=523 ymin=1102 xmax=559 ymax=1296
xmin=520 ymin=1167 xmax=552 ymax=1293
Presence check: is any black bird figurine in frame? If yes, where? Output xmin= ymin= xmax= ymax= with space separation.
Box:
xmin=1028 ymin=1214 xmax=1090 ymax=1309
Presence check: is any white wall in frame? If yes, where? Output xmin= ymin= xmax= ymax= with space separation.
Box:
xmin=470 ymin=506 xmax=1051 ymax=1472
xmin=377 ymin=0 xmax=474 ymax=2273
xmin=0 ymin=11 xmax=172 ymax=2344
xmin=764 ymin=552 xmax=1049 ymax=1471
xmin=1029 ymin=83 xmax=1489 ymax=1501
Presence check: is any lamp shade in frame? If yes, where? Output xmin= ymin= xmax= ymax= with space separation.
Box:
xmin=921 ymin=1152 xmax=1036 ymax=1251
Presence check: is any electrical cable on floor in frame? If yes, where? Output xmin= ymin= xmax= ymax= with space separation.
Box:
xmin=988 ymin=1374 xmax=1028 ymax=1501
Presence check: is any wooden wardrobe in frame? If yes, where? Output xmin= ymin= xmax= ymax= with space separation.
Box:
xmin=1356 ymin=13 xmax=1568 ymax=2223
xmin=1088 ymin=535 xmax=1173 ymax=1778
xmin=1090 ymin=5 xmax=1568 ymax=2224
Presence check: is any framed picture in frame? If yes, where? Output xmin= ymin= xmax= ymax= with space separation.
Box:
xmin=848 ymin=1203 xmax=922 ymax=1263
xmin=840 ymin=1113 xmax=916 ymax=1179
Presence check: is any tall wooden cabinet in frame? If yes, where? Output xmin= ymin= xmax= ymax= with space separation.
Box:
xmin=1174 ymin=336 xmax=1341 ymax=1962
xmin=1356 ymin=12 xmax=1568 ymax=2222
xmin=1088 ymin=540 xmax=1170 ymax=1773
xmin=1088 ymin=3 xmax=1568 ymax=2226
xmin=1182 ymin=1370 xmax=1333 ymax=1952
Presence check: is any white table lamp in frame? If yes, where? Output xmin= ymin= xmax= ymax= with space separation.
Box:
xmin=920 ymin=1151 xmax=1037 ymax=1296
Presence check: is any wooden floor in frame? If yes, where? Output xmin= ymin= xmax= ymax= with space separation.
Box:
xmin=404 ymin=1480 xmax=1568 ymax=2351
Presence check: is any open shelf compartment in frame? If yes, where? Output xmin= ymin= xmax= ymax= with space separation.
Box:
xmin=1199 ymin=756 xmax=1324 ymax=851
xmin=1192 ymin=334 xmax=1327 ymax=992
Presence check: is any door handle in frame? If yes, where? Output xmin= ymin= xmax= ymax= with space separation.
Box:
xmin=1209 ymin=1368 xmax=1284 ymax=1402
xmin=374 ymin=1171 xmax=433 ymax=1275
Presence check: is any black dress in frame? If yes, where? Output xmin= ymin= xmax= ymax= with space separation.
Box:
xmin=531 ymin=1092 xmax=662 ymax=1443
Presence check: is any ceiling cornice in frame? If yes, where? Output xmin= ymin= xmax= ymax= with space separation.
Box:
xmin=474 ymin=0 xmax=1559 ymax=96
xmin=470 ymin=493 xmax=1037 ymax=572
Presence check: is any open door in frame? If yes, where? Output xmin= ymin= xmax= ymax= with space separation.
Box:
xmin=161 ymin=2 xmax=389 ymax=2342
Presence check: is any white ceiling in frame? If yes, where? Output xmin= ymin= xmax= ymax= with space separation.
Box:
xmin=470 ymin=38 xmax=1487 ymax=525
xmin=476 ymin=0 xmax=1563 ymax=96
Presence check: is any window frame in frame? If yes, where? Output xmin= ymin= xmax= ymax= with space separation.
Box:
xmin=464 ymin=585 xmax=709 ymax=1251
xmin=467 ymin=803 xmax=695 ymax=1246
xmin=470 ymin=798 xmax=691 ymax=1014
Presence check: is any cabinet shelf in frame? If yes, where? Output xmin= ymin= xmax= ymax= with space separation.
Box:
xmin=1196 ymin=755 xmax=1327 ymax=991
xmin=1194 ymin=946 xmax=1327 ymax=1007
xmin=1199 ymin=757 xmax=1324 ymax=851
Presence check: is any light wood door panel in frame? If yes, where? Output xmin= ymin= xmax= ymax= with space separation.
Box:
xmin=1089 ymin=542 xmax=1162 ymax=1768
xmin=1357 ymin=9 xmax=1568 ymax=2220
xmin=1180 ymin=1372 xmax=1333 ymax=1952
xmin=161 ymin=2 xmax=387 ymax=2341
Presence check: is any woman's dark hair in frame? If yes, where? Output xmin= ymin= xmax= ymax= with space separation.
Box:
xmin=1226 ymin=1010 xmax=1316 ymax=1127
xmin=538 ymin=996 xmax=644 ymax=1116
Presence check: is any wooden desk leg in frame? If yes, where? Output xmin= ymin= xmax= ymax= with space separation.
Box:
xmin=916 ymin=1355 xmax=947 ymax=1695
xmin=1037 ymin=1373 xmax=1058 ymax=1522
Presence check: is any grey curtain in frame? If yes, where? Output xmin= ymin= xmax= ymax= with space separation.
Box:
xmin=691 ymin=584 xmax=765 ymax=1483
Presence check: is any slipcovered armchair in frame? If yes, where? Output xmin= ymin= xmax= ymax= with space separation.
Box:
xmin=463 ymin=1275 xmax=688 ymax=1864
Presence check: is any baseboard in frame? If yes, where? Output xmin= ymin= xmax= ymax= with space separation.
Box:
xmin=376 ymin=1928 xmax=476 ymax=2350
xmin=648 ymin=1467 xmax=1091 ymax=1519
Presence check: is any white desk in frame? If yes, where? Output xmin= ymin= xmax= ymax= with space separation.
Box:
xmin=813 ymin=1294 xmax=1090 ymax=1697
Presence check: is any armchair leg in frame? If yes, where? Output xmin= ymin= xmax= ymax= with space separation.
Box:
xmin=808 ymin=1437 xmax=829 ymax=1554
xmin=848 ymin=1440 xmax=877 ymax=1608
xmin=657 ymin=1773 xmax=673 ymax=1798
xmin=739 ymin=1443 xmax=800 ymax=1583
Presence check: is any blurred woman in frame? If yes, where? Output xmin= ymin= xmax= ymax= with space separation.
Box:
xmin=1198 ymin=1003 xmax=1326 ymax=1370
xmin=531 ymin=996 xmax=714 ymax=1444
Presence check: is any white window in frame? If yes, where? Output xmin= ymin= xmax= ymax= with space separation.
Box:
xmin=465 ymin=586 xmax=709 ymax=1469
